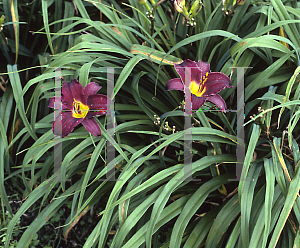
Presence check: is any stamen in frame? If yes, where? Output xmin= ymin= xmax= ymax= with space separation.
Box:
xmin=72 ymin=99 xmax=89 ymax=118
xmin=73 ymin=101 xmax=81 ymax=115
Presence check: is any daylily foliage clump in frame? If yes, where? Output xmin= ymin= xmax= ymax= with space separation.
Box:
xmin=5 ymin=0 xmax=300 ymax=247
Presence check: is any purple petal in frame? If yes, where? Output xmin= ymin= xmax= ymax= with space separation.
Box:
xmin=202 ymin=72 xmax=232 ymax=96
xmin=84 ymin=82 xmax=102 ymax=97
xmin=62 ymin=80 xmax=87 ymax=107
xmin=52 ymin=111 xmax=83 ymax=138
xmin=205 ymin=72 xmax=231 ymax=87
xmin=81 ymin=118 xmax=101 ymax=137
xmin=48 ymin=97 xmax=55 ymax=108
xmin=61 ymin=81 xmax=74 ymax=107
xmin=48 ymin=97 xmax=69 ymax=109
xmin=87 ymin=94 xmax=110 ymax=117
xmin=197 ymin=60 xmax=210 ymax=75
xmin=174 ymin=59 xmax=202 ymax=86
xmin=202 ymin=82 xmax=231 ymax=96
xmin=69 ymin=79 xmax=87 ymax=105
xmin=207 ymin=94 xmax=227 ymax=110
xmin=192 ymin=95 xmax=206 ymax=110
xmin=165 ymin=78 xmax=184 ymax=91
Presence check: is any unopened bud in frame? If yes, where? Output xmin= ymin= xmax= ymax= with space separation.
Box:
xmin=173 ymin=0 xmax=185 ymax=13
xmin=190 ymin=0 xmax=202 ymax=18
xmin=139 ymin=0 xmax=151 ymax=11
xmin=0 ymin=15 xmax=5 ymax=33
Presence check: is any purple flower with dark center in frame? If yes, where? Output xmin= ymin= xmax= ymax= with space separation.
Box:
xmin=166 ymin=59 xmax=232 ymax=110
xmin=48 ymin=79 xmax=110 ymax=138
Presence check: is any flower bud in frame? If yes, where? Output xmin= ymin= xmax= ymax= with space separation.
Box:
xmin=139 ymin=0 xmax=151 ymax=12
xmin=0 ymin=15 xmax=5 ymax=33
xmin=138 ymin=0 xmax=148 ymax=4
xmin=173 ymin=0 xmax=185 ymax=13
xmin=190 ymin=0 xmax=202 ymax=18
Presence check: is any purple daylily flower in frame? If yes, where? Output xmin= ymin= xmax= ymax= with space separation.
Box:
xmin=166 ymin=59 xmax=232 ymax=110
xmin=48 ymin=79 xmax=110 ymax=138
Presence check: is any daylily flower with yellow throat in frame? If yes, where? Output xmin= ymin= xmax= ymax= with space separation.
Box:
xmin=48 ymin=79 xmax=110 ymax=138
xmin=166 ymin=59 xmax=232 ymax=110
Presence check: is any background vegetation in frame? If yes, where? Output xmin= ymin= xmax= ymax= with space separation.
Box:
xmin=1 ymin=0 xmax=300 ymax=247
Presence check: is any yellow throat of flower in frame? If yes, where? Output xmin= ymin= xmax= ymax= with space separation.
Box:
xmin=72 ymin=99 xmax=89 ymax=118
xmin=189 ymin=72 xmax=208 ymax=97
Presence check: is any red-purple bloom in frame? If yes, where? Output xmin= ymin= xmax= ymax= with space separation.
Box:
xmin=48 ymin=79 xmax=110 ymax=138
xmin=166 ymin=59 xmax=232 ymax=110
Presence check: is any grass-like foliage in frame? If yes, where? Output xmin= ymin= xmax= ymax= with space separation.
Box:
xmin=1 ymin=0 xmax=300 ymax=247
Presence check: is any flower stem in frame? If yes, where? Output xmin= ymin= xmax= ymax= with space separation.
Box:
xmin=182 ymin=4 xmax=190 ymax=21
xmin=187 ymin=25 xmax=193 ymax=59
xmin=150 ymin=6 xmax=158 ymax=36
xmin=144 ymin=3 xmax=151 ymax=12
